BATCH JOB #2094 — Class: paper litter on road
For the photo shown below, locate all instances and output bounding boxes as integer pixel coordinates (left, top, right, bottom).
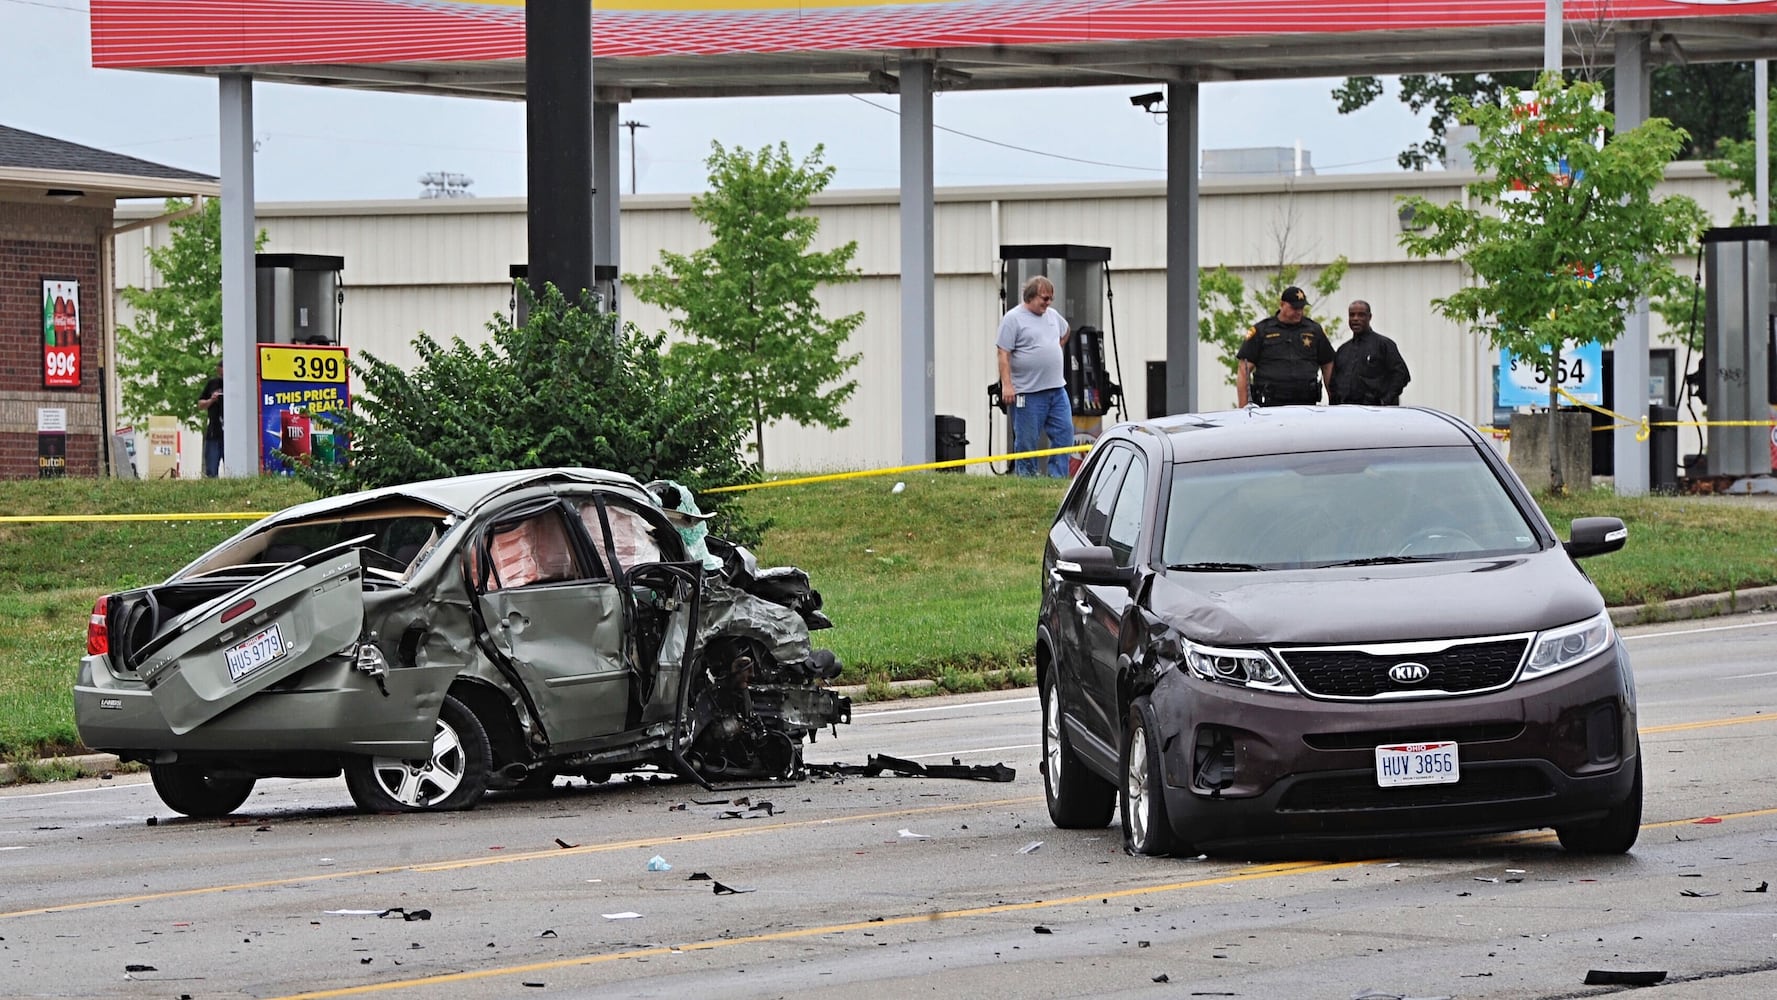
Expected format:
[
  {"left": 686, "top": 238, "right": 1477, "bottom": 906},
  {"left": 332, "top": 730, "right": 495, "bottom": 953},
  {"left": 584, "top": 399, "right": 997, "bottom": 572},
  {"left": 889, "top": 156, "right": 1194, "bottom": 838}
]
[
  {"left": 897, "top": 828, "right": 931, "bottom": 839},
  {"left": 602, "top": 912, "right": 643, "bottom": 920}
]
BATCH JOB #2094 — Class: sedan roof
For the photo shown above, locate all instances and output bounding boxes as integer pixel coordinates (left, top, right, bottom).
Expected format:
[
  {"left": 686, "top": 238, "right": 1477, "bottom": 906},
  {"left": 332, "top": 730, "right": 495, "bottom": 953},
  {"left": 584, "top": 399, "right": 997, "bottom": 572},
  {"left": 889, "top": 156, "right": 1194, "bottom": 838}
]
[
  {"left": 1138, "top": 406, "right": 1479, "bottom": 464},
  {"left": 262, "top": 468, "right": 651, "bottom": 524}
]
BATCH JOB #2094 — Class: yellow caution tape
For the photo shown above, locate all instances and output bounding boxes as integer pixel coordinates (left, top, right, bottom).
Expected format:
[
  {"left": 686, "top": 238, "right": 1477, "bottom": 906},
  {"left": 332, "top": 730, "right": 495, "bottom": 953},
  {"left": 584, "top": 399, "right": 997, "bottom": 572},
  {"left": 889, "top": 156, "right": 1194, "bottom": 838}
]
[
  {"left": 0, "top": 447, "right": 1096, "bottom": 521},
  {"left": 0, "top": 511, "right": 270, "bottom": 524},
  {"left": 705, "top": 445, "right": 1090, "bottom": 493},
  {"left": 1552, "top": 385, "right": 1777, "bottom": 443}
]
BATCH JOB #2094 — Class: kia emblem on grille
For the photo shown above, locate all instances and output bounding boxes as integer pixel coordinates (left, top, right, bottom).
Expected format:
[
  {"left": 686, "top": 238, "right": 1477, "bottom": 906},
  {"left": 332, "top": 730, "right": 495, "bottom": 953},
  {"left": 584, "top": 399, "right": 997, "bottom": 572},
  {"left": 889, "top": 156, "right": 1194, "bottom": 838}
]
[{"left": 1388, "top": 662, "right": 1431, "bottom": 684}]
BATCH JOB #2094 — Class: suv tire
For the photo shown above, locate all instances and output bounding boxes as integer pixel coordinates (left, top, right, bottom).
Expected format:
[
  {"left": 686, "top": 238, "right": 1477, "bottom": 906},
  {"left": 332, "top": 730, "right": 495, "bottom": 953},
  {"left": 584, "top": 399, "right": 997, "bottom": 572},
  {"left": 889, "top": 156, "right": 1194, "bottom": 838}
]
[
  {"left": 149, "top": 763, "right": 256, "bottom": 817},
  {"left": 1556, "top": 749, "right": 1642, "bottom": 854},
  {"left": 1042, "top": 673, "right": 1114, "bottom": 828},
  {"left": 1122, "top": 698, "right": 1181, "bottom": 856},
  {"left": 345, "top": 694, "right": 491, "bottom": 812}
]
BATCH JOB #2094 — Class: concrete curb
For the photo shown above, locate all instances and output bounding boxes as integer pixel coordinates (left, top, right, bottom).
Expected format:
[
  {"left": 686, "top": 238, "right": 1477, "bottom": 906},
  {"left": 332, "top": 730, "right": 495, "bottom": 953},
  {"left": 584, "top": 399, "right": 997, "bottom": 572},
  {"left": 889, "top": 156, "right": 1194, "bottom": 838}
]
[{"left": 8, "top": 590, "right": 1772, "bottom": 786}]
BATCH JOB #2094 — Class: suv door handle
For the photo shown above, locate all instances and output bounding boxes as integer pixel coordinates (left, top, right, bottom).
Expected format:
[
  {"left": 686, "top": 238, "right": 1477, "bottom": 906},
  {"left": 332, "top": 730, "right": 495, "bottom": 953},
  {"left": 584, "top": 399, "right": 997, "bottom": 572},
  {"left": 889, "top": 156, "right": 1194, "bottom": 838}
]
[{"left": 1074, "top": 600, "right": 1092, "bottom": 617}]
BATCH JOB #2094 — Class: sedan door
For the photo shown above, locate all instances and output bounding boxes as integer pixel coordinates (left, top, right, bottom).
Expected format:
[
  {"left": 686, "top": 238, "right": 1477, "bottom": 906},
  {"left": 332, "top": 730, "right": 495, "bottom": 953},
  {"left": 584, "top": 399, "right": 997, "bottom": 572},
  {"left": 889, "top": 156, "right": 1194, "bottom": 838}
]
[{"left": 474, "top": 501, "right": 632, "bottom": 745}]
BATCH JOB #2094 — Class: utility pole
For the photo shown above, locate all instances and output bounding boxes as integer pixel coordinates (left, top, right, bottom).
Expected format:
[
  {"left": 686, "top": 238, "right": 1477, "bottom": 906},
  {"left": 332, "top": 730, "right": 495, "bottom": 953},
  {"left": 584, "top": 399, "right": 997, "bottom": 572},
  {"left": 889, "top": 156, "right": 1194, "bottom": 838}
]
[{"left": 620, "top": 119, "right": 649, "bottom": 194}]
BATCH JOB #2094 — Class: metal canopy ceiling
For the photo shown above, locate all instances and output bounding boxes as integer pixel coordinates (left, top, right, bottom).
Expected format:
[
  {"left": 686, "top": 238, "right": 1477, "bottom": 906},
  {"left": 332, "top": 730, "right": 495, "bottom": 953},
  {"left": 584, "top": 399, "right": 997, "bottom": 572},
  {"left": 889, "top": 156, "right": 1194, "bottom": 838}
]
[{"left": 107, "top": 20, "right": 1777, "bottom": 102}]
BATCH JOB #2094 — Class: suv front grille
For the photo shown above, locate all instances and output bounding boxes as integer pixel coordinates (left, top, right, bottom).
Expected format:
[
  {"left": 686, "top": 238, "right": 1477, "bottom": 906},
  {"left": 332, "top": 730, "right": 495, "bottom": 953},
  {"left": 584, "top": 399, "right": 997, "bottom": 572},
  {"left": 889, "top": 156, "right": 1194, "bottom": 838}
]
[{"left": 1278, "top": 637, "right": 1529, "bottom": 699}]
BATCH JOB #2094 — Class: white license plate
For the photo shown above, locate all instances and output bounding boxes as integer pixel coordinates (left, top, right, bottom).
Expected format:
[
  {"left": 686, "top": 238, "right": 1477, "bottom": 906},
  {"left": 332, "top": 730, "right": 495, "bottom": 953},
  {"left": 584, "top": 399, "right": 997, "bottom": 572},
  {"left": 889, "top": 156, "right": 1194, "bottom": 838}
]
[
  {"left": 225, "top": 624, "right": 287, "bottom": 682},
  {"left": 1375, "top": 740, "right": 1460, "bottom": 787}
]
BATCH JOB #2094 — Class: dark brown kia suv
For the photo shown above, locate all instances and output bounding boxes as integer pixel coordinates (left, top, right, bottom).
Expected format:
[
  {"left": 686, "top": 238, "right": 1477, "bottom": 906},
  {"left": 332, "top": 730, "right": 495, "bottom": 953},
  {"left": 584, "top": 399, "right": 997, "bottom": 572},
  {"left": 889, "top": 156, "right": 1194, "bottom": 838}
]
[{"left": 1038, "top": 406, "right": 1640, "bottom": 856}]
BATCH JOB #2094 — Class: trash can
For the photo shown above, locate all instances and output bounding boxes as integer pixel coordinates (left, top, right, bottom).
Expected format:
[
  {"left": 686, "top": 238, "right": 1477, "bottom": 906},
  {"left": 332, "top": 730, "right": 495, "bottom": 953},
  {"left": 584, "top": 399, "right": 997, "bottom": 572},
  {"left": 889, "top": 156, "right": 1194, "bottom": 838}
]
[
  {"left": 934, "top": 415, "right": 968, "bottom": 472},
  {"left": 1649, "top": 404, "right": 1678, "bottom": 493}
]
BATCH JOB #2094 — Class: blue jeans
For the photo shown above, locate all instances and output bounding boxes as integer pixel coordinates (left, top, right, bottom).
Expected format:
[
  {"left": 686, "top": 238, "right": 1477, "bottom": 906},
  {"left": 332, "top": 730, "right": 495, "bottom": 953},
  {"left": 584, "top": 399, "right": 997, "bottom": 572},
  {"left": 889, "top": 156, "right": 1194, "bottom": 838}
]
[
  {"left": 1012, "top": 386, "right": 1074, "bottom": 477},
  {"left": 203, "top": 436, "right": 223, "bottom": 478}
]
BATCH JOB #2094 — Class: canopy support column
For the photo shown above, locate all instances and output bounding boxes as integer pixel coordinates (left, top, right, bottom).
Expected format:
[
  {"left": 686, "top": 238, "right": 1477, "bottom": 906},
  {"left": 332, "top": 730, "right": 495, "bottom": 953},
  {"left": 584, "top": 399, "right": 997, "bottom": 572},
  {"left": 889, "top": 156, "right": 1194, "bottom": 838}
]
[
  {"left": 899, "top": 59, "right": 935, "bottom": 465},
  {"left": 1613, "top": 32, "right": 1651, "bottom": 495},
  {"left": 1165, "top": 81, "right": 1200, "bottom": 415},
  {"left": 220, "top": 73, "right": 257, "bottom": 478}
]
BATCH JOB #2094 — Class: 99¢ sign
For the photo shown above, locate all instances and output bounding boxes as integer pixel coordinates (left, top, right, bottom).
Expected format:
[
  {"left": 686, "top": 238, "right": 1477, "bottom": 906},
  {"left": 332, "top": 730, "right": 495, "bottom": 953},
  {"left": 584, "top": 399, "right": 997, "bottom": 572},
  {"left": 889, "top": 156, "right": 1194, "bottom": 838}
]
[{"left": 1498, "top": 341, "right": 1602, "bottom": 407}]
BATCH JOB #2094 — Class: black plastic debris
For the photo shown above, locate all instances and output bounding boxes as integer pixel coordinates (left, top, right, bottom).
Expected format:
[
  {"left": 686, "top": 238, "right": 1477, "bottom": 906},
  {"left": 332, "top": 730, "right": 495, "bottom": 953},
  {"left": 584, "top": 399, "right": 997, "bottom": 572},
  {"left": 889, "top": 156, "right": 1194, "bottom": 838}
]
[
  {"left": 146, "top": 816, "right": 157, "bottom": 826},
  {"left": 554, "top": 838, "right": 577, "bottom": 849},
  {"left": 712, "top": 881, "right": 756, "bottom": 895},
  {"left": 1033, "top": 926, "right": 1053, "bottom": 935},
  {"left": 537, "top": 929, "right": 558, "bottom": 938},
  {"left": 687, "top": 872, "right": 712, "bottom": 881},
  {"left": 523, "top": 982, "right": 546, "bottom": 988},
  {"left": 1679, "top": 889, "right": 1720, "bottom": 897},
  {"left": 1153, "top": 974, "right": 1170, "bottom": 983},
  {"left": 807, "top": 753, "right": 1014, "bottom": 782},
  {"left": 124, "top": 964, "right": 157, "bottom": 973},
  {"left": 1746, "top": 881, "right": 1769, "bottom": 893},
  {"left": 379, "top": 907, "right": 432, "bottom": 921},
  {"left": 360, "top": 957, "right": 373, "bottom": 965},
  {"left": 1584, "top": 970, "right": 1667, "bottom": 986}
]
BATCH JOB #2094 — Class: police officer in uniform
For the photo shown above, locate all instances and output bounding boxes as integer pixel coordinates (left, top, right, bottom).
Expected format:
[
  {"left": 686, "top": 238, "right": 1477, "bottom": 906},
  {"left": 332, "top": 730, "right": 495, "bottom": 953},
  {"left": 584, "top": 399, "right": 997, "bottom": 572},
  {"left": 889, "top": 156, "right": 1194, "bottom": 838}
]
[{"left": 1236, "top": 286, "right": 1335, "bottom": 407}]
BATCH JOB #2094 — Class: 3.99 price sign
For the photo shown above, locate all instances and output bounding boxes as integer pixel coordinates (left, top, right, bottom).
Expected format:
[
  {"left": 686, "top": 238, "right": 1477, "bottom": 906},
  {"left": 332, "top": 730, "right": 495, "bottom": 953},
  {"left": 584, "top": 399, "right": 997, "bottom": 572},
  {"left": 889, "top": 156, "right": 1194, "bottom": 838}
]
[{"left": 1498, "top": 341, "right": 1602, "bottom": 407}]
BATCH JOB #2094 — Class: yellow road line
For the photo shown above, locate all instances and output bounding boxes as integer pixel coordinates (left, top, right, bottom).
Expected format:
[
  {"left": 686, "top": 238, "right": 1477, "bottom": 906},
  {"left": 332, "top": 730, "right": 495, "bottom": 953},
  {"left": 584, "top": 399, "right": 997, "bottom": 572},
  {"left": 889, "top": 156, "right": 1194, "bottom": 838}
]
[
  {"left": 0, "top": 796, "right": 1036, "bottom": 921},
  {"left": 266, "top": 858, "right": 1357, "bottom": 1000},
  {"left": 1641, "top": 715, "right": 1777, "bottom": 735}
]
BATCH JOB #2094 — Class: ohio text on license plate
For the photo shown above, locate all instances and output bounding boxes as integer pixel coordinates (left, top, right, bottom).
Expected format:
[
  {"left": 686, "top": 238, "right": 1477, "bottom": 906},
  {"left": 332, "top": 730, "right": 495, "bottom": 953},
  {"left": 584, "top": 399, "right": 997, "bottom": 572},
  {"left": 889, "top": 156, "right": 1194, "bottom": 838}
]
[
  {"left": 1374, "top": 741, "right": 1459, "bottom": 787},
  {"left": 226, "top": 624, "right": 286, "bottom": 682}
]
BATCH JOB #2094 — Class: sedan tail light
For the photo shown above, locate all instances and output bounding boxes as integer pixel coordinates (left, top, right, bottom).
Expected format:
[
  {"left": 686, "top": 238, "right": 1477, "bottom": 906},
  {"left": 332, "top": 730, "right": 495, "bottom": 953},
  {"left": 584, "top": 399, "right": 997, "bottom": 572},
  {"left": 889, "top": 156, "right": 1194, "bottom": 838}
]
[{"left": 86, "top": 596, "right": 112, "bottom": 656}]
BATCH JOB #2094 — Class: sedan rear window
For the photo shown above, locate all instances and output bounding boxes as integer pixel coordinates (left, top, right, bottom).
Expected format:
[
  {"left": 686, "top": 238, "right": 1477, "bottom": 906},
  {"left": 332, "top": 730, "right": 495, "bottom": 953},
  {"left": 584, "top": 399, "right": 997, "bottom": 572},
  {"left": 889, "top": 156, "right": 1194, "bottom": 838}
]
[{"left": 1162, "top": 446, "right": 1540, "bottom": 570}]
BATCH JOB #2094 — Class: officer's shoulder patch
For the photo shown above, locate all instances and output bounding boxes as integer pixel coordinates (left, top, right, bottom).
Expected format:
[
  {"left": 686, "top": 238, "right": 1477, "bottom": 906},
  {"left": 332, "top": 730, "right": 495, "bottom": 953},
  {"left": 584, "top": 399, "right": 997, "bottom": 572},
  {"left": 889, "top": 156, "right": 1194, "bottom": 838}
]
[{"left": 1244, "top": 325, "right": 1259, "bottom": 339}]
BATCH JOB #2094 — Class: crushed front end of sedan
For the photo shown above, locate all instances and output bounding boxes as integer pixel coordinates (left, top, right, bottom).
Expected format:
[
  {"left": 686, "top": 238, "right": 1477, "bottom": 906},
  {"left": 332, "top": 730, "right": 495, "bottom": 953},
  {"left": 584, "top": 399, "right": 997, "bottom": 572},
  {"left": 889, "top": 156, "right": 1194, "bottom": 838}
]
[{"left": 75, "top": 468, "right": 849, "bottom": 817}]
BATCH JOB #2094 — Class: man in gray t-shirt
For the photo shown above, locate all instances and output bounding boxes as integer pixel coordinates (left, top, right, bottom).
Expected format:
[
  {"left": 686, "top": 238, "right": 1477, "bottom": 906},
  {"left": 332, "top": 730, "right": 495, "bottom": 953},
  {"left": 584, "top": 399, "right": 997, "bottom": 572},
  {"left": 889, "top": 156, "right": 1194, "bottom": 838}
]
[{"left": 996, "top": 275, "right": 1073, "bottom": 477}]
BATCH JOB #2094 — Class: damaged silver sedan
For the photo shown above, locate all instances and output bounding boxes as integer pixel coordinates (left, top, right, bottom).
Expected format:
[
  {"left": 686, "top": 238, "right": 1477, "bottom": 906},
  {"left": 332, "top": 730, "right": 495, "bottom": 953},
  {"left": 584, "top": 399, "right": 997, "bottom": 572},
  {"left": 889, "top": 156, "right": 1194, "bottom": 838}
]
[{"left": 74, "top": 469, "right": 849, "bottom": 817}]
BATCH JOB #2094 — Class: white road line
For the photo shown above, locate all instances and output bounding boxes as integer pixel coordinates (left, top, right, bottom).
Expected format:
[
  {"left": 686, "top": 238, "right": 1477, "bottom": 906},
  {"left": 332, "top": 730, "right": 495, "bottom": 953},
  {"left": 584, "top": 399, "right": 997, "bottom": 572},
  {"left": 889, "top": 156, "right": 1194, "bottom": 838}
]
[
  {"left": 1624, "top": 619, "right": 1777, "bottom": 641},
  {"left": 859, "top": 697, "right": 1038, "bottom": 719},
  {"left": 901, "top": 743, "right": 1039, "bottom": 761},
  {"left": 1724, "top": 671, "right": 1777, "bottom": 680}
]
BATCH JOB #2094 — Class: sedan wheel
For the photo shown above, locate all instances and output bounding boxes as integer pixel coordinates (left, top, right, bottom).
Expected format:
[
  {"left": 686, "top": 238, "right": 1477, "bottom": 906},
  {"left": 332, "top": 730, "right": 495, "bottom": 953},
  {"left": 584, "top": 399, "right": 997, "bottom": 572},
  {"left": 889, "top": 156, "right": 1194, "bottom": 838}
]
[
  {"left": 1122, "top": 698, "right": 1180, "bottom": 856},
  {"left": 1042, "top": 674, "right": 1114, "bottom": 828},
  {"left": 345, "top": 694, "right": 490, "bottom": 812},
  {"left": 149, "top": 763, "right": 256, "bottom": 818}
]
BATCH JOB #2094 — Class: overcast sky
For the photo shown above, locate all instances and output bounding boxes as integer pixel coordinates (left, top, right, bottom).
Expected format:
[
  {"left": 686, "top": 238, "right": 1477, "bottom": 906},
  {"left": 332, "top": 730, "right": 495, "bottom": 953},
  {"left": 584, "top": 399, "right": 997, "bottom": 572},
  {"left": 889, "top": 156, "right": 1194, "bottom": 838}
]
[{"left": 3, "top": 0, "right": 1442, "bottom": 202}]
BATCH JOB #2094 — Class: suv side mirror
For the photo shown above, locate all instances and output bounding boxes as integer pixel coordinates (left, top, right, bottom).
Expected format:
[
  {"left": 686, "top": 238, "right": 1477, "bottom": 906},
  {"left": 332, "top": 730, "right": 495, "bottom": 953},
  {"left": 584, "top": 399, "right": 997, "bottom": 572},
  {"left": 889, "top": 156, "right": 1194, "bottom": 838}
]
[
  {"left": 1052, "top": 545, "right": 1135, "bottom": 588},
  {"left": 1564, "top": 517, "right": 1628, "bottom": 559}
]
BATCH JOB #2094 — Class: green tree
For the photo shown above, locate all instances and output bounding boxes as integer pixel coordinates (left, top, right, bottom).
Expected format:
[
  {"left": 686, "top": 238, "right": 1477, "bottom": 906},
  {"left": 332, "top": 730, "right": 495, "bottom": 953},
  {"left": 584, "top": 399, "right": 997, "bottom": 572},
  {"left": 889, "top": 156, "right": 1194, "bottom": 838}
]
[
  {"left": 1334, "top": 64, "right": 1754, "bottom": 170},
  {"left": 1397, "top": 74, "right": 1706, "bottom": 492},
  {"left": 297, "top": 285, "right": 756, "bottom": 529},
  {"left": 115, "top": 198, "right": 264, "bottom": 424},
  {"left": 1707, "top": 84, "right": 1777, "bottom": 224},
  {"left": 628, "top": 142, "right": 863, "bottom": 468}
]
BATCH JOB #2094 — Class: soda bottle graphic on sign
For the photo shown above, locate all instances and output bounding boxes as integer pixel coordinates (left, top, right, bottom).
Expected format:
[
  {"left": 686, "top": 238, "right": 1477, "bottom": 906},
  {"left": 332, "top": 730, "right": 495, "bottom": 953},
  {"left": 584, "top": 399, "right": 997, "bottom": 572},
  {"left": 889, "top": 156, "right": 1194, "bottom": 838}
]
[{"left": 280, "top": 410, "right": 312, "bottom": 459}]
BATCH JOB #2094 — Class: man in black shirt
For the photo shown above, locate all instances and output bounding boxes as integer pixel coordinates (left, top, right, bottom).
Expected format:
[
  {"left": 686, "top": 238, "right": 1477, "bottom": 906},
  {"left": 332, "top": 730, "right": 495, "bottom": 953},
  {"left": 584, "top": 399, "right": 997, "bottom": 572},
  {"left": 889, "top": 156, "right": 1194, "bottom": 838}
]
[
  {"left": 197, "top": 361, "right": 224, "bottom": 477},
  {"left": 1329, "top": 301, "right": 1411, "bottom": 406},
  {"left": 1236, "top": 286, "right": 1335, "bottom": 407}
]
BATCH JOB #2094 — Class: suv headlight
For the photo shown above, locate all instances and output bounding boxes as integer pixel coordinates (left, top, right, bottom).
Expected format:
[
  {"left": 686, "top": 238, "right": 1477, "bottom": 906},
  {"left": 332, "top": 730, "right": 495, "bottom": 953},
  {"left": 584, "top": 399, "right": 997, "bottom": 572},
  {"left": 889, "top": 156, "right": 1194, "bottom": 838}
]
[
  {"left": 1522, "top": 610, "right": 1614, "bottom": 680},
  {"left": 1183, "top": 638, "right": 1293, "bottom": 692}
]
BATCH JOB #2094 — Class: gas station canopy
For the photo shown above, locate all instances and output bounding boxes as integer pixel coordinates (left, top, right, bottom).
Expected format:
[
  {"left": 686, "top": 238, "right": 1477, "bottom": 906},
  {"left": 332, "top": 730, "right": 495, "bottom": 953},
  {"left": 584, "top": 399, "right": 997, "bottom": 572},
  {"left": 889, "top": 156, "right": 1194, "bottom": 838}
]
[{"left": 91, "top": 0, "right": 1777, "bottom": 100}]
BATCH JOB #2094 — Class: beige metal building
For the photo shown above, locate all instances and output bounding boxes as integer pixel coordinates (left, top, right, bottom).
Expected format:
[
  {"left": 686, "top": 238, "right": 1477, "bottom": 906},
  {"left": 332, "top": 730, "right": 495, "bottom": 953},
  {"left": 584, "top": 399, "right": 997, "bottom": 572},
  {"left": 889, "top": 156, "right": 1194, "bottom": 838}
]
[{"left": 113, "top": 164, "right": 1741, "bottom": 474}]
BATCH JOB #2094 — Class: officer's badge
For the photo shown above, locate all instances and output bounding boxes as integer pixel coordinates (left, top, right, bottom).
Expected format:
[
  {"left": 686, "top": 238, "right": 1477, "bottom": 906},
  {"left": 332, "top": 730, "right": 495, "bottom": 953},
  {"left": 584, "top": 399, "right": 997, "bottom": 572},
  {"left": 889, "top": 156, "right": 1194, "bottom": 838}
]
[{"left": 1302, "top": 334, "right": 1314, "bottom": 348}]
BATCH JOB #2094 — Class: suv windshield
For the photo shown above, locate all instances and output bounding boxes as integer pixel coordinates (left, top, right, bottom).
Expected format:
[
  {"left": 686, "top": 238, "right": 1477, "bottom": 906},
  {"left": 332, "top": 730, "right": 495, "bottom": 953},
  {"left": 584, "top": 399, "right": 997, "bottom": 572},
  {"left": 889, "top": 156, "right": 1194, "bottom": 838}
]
[{"left": 1162, "top": 445, "right": 1540, "bottom": 570}]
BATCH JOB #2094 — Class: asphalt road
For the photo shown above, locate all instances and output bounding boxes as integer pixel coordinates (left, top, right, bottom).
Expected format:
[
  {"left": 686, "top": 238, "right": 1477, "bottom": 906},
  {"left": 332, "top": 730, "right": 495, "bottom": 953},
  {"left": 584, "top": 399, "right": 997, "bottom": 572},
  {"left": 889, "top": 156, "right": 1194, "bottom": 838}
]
[{"left": 3, "top": 613, "right": 1776, "bottom": 1000}]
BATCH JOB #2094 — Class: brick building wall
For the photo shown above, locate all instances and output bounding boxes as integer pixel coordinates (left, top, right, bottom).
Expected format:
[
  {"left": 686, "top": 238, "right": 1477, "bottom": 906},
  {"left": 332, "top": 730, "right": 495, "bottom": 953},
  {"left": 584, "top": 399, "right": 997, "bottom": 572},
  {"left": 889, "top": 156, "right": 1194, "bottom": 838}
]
[{"left": 0, "top": 200, "right": 109, "bottom": 479}]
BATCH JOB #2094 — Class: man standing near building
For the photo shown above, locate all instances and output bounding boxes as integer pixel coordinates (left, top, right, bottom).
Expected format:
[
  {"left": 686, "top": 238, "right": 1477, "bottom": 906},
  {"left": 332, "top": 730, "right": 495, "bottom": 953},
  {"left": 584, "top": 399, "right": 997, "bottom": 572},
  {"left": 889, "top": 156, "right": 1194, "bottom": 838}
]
[
  {"left": 997, "top": 275, "right": 1073, "bottom": 476},
  {"left": 1236, "top": 286, "right": 1335, "bottom": 407},
  {"left": 197, "top": 360, "right": 224, "bottom": 477},
  {"left": 1330, "top": 300, "right": 1411, "bottom": 405}
]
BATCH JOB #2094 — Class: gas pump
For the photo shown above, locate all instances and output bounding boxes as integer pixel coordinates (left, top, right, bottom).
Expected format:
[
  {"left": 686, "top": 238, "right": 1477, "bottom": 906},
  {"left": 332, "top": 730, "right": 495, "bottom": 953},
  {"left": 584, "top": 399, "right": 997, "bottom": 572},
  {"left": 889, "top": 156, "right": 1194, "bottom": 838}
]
[
  {"left": 1690, "top": 226, "right": 1776, "bottom": 488},
  {"left": 988, "top": 244, "right": 1124, "bottom": 474}
]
